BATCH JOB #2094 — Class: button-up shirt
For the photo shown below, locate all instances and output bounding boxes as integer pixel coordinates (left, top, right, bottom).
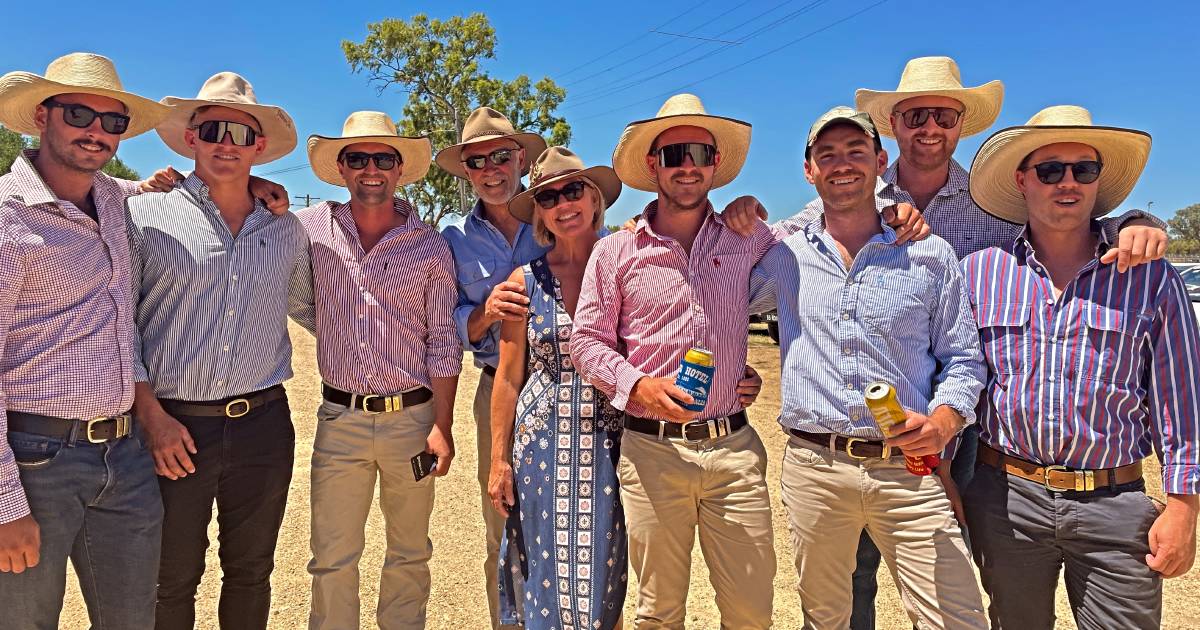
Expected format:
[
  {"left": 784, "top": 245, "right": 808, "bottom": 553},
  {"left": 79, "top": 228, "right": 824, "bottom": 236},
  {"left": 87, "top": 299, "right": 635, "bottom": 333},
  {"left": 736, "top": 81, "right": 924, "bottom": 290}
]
[
  {"left": 962, "top": 226, "right": 1200, "bottom": 494},
  {"left": 572, "top": 201, "right": 776, "bottom": 421},
  {"left": 297, "top": 198, "right": 461, "bottom": 394},
  {"left": 0, "top": 150, "right": 142, "bottom": 523},
  {"left": 127, "top": 174, "right": 313, "bottom": 401},
  {"left": 442, "top": 195, "right": 550, "bottom": 369},
  {"left": 750, "top": 208, "right": 985, "bottom": 439}
]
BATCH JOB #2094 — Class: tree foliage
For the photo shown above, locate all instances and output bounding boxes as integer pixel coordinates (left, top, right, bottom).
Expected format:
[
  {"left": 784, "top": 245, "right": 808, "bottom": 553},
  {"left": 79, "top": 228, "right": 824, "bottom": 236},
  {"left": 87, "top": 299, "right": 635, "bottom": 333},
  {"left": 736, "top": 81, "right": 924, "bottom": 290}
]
[
  {"left": 343, "top": 13, "right": 570, "bottom": 225},
  {"left": 1, "top": 124, "right": 139, "bottom": 180},
  {"left": 1167, "top": 204, "right": 1200, "bottom": 258}
]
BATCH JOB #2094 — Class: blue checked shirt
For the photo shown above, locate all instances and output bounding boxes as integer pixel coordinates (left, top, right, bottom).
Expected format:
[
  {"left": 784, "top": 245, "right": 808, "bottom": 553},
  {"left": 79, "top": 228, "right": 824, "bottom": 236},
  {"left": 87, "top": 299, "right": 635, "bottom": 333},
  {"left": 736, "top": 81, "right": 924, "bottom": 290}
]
[{"left": 749, "top": 208, "right": 985, "bottom": 440}]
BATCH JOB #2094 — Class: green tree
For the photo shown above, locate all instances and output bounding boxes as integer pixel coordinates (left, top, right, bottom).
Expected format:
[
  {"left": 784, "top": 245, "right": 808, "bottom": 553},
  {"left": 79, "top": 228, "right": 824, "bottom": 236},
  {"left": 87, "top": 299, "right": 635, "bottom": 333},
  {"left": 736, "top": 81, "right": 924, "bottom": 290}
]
[
  {"left": 1167, "top": 203, "right": 1200, "bottom": 258},
  {"left": 2, "top": 124, "right": 139, "bottom": 180},
  {"left": 101, "top": 154, "right": 140, "bottom": 180},
  {"left": 342, "top": 13, "right": 570, "bottom": 225}
]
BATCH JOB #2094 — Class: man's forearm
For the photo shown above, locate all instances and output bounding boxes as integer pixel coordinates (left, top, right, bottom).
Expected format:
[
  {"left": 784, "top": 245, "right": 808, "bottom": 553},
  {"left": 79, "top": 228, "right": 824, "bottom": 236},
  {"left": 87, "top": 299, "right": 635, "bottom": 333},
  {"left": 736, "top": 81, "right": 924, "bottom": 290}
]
[
  {"left": 465, "top": 302, "right": 496, "bottom": 345},
  {"left": 430, "top": 375, "right": 459, "bottom": 429}
]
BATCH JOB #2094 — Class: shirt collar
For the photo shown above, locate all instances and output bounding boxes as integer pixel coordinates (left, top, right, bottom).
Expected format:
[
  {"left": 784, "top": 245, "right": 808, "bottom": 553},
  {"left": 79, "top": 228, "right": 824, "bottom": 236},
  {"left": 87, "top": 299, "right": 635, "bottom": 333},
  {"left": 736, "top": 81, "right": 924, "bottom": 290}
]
[
  {"left": 800, "top": 197, "right": 898, "bottom": 245},
  {"left": 180, "top": 172, "right": 269, "bottom": 218},
  {"left": 881, "top": 158, "right": 970, "bottom": 197},
  {"left": 1014, "top": 220, "right": 1111, "bottom": 262},
  {"left": 10, "top": 149, "right": 92, "bottom": 207},
  {"left": 331, "top": 196, "right": 425, "bottom": 232},
  {"left": 635, "top": 199, "right": 719, "bottom": 240},
  {"left": 468, "top": 184, "right": 527, "bottom": 226}
]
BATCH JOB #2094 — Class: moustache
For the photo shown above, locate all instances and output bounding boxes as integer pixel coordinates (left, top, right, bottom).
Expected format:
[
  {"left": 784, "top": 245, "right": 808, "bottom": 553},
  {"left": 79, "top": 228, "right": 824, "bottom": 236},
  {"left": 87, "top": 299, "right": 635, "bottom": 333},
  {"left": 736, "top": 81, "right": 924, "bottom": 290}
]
[{"left": 74, "top": 138, "right": 114, "bottom": 153}]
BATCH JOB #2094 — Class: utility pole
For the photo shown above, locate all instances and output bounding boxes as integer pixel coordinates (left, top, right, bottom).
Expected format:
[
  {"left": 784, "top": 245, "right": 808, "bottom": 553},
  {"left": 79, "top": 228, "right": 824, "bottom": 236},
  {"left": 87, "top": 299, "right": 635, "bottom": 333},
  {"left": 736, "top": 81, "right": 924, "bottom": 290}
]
[{"left": 293, "top": 194, "right": 322, "bottom": 208}]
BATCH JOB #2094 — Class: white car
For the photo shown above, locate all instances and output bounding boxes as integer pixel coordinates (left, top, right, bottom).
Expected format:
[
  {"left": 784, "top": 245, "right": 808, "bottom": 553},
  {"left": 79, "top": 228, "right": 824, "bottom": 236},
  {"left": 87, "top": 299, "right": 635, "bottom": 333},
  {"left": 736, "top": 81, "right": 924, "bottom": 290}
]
[{"left": 1178, "top": 266, "right": 1200, "bottom": 322}]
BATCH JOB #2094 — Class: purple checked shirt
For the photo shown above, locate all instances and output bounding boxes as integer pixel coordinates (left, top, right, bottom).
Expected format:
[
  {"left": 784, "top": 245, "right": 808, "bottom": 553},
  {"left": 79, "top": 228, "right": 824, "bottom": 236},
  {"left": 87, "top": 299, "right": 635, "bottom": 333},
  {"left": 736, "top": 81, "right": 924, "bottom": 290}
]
[
  {"left": 0, "top": 150, "right": 142, "bottom": 523},
  {"left": 962, "top": 226, "right": 1200, "bottom": 494}
]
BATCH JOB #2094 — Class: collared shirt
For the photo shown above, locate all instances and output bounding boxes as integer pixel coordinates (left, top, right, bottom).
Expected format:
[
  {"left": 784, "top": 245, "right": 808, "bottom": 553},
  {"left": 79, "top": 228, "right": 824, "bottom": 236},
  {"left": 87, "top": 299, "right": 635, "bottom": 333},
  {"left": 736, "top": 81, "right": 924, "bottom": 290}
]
[
  {"left": 963, "top": 226, "right": 1200, "bottom": 494},
  {"left": 297, "top": 198, "right": 461, "bottom": 394},
  {"left": 0, "top": 149, "right": 142, "bottom": 523},
  {"left": 750, "top": 207, "right": 985, "bottom": 440},
  {"left": 572, "top": 201, "right": 776, "bottom": 421},
  {"left": 127, "top": 174, "right": 313, "bottom": 401},
  {"left": 442, "top": 194, "right": 551, "bottom": 369}
]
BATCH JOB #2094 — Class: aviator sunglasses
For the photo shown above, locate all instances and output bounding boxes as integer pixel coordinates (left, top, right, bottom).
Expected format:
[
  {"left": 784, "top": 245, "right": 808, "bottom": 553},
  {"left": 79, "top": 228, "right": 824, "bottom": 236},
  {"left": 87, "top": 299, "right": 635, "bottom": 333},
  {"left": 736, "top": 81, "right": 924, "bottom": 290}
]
[
  {"left": 462, "top": 148, "right": 514, "bottom": 171},
  {"left": 192, "top": 120, "right": 259, "bottom": 146},
  {"left": 340, "top": 151, "right": 401, "bottom": 170},
  {"left": 1022, "top": 160, "right": 1103, "bottom": 185},
  {"left": 533, "top": 180, "right": 588, "bottom": 209},
  {"left": 656, "top": 142, "right": 717, "bottom": 168},
  {"left": 44, "top": 100, "right": 130, "bottom": 135},
  {"left": 894, "top": 107, "right": 963, "bottom": 130}
]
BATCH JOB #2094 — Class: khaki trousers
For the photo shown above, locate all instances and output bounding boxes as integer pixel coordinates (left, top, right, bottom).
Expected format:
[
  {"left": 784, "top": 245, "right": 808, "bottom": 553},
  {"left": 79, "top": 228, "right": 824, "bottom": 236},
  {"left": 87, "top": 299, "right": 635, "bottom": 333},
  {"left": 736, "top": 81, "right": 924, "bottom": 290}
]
[
  {"left": 617, "top": 425, "right": 776, "bottom": 629},
  {"left": 779, "top": 435, "right": 987, "bottom": 630},
  {"left": 308, "top": 399, "right": 436, "bottom": 630},
  {"left": 473, "top": 371, "right": 519, "bottom": 630}
]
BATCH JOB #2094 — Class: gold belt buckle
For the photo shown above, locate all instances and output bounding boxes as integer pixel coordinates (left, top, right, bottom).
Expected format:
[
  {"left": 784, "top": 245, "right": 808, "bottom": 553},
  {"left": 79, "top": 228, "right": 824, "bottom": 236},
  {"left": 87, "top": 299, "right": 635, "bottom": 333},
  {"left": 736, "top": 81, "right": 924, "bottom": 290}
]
[
  {"left": 844, "top": 437, "right": 867, "bottom": 460},
  {"left": 1043, "top": 465, "right": 1095, "bottom": 492},
  {"left": 224, "top": 399, "right": 251, "bottom": 418},
  {"left": 355, "top": 394, "right": 379, "bottom": 414},
  {"left": 85, "top": 414, "right": 131, "bottom": 443}
]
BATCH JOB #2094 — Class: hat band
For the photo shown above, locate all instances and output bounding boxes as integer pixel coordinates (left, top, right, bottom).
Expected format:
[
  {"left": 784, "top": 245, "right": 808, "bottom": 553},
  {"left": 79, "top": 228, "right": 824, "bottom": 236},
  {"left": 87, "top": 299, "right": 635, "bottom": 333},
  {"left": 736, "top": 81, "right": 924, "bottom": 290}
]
[
  {"left": 531, "top": 168, "right": 581, "bottom": 187},
  {"left": 462, "top": 130, "right": 518, "bottom": 142}
]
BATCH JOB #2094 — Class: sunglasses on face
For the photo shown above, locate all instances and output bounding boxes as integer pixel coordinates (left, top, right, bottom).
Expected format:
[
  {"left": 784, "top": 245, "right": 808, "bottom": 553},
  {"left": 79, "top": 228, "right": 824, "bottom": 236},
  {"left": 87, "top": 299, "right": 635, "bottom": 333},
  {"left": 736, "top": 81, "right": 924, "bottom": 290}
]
[
  {"left": 894, "top": 107, "right": 963, "bottom": 130},
  {"left": 656, "top": 143, "right": 717, "bottom": 168},
  {"left": 44, "top": 100, "right": 130, "bottom": 135},
  {"left": 533, "top": 180, "right": 588, "bottom": 210},
  {"left": 462, "top": 148, "right": 514, "bottom": 171},
  {"left": 1023, "top": 160, "right": 1103, "bottom": 185},
  {"left": 192, "top": 120, "right": 259, "bottom": 146},
  {"left": 340, "top": 151, "right": 401, "bottom": 170}
]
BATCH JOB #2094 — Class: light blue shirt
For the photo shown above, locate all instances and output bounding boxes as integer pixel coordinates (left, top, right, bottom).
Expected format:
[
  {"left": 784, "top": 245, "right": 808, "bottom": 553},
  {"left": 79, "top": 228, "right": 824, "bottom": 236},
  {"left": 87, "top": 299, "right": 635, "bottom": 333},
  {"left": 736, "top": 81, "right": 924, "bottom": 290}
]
[{"left": 750, "top": 206, "right": 984, "bottom": 439}]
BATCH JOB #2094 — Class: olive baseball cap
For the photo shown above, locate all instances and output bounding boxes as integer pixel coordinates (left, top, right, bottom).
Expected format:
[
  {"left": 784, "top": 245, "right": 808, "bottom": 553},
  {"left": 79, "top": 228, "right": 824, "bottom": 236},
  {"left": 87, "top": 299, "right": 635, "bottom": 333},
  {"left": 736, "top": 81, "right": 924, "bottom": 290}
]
[{"left": 805, "top": 105, "right": 878, "bottom": 158}]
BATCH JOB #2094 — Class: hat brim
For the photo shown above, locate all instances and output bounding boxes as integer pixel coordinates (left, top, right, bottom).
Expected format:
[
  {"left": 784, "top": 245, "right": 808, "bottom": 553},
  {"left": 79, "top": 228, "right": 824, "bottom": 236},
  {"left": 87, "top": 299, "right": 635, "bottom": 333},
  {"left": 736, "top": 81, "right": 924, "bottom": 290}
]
[
  {"left": 854, "top": 80, "right": 1004, "bottom": 138},
  {"left": 156, "top": 97, "right": 298, "bottom": 165},
  {"left": 507, "top": 165, "right": 623, "bottom": 224},
  {"left": 434, "top": 132, "right": 548, "bottom": 179},
  {"left": 0, "top": 71, "right": 169, "bottom": 138},
  {"left": 969, "top": 125, "right": 1151, "bottom": 224},
  {"left": 611, "top": 113, "right": 751, "bottom": 192},
  {"left": 306, "top": 134, "right": 433, "bottom": 188}
]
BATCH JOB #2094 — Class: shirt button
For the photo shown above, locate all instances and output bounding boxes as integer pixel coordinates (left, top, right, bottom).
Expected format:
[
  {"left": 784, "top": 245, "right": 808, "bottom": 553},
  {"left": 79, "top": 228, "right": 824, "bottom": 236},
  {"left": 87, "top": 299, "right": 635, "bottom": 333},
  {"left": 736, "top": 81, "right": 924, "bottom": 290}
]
[
  {"left": 845, "top": 382, "right": 854, "bottom": 390},
  {"left": 227, "top": 309, "right": 234, "bottom": 317},
  {"left": 1047, "top": 413, "right": 1055, "bottom": 421},
  {"left": 231, "top": 274, "right": 238, "bottom": 282},
  {"left": 841, "top": 312, "right": 851, "bottom": 320},
  {"left": 222, "top": 345, "right": 229, "bottom": 352},
  {"left": 850, "top": 412, "right": 860, "bottom": 421},
  {"left": 842, "top": 347, "right": 852, "bottom": 356},
  {"left": 366, "top": 374, "right": 374, "bottom": 379},
  {"left": 216, "top": 380, "right": 224, "bottom": 386},
  {"left": 359, "top": 342, "right": 366, "bottom": 348},
  {"left": 358, "top": 313, "right": 365, "bottom": 319},
  {"left": 1045, "top": 299, "right": 1053, "bottom": 306}
]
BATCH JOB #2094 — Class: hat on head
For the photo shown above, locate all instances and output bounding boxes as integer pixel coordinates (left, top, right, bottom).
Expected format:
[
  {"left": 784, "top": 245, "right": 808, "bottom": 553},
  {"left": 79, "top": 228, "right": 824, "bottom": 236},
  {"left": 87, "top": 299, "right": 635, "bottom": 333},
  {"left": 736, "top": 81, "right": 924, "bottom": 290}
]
[
  {"left": 508, "top": 146, "right": 622, "bottom": 224},
  {"left": 855, "top": 56, "right": 1004, "bottom": 139},
  {"left": 0, "top": 52, "right": 169, "bottom": 137},
  {"left": 434, "top": 107, "right": 548, "bottom": 179},
  {"left": 806, "top": 105, "right": 879, "bottom": 158},
  {"left": 156, "top": 72, "right": 297, "bottom": 164},
  {"left": 611, "top": 93, "right": 751, "bottom": 192},
  {"left": 307, "top": 111, "right": 432, "bottom": 187},
  {"left": 969, "top": 105, "right": 1151, "bottom": 224}
]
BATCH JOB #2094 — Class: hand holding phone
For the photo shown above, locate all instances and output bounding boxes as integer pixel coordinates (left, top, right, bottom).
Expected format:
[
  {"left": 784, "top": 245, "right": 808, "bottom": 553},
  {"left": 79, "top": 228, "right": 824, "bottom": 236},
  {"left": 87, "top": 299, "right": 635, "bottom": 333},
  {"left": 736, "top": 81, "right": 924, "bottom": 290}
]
[{"left": 411, "top": 451, "right": 438, "bottom": 482}]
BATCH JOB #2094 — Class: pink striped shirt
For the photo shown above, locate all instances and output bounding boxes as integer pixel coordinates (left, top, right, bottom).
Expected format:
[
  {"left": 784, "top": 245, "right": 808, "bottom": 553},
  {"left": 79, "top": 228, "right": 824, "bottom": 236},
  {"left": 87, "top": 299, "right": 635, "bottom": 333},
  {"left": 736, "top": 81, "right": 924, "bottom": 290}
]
[
  {"left": 0, "top": 150, "right": 141, "bottom": 523},
  {"left": 572, "top": 201, "right": 776, "bottom": 421},
  {"left": 296, "top": 199, "right": 461, "bottom": 395}
]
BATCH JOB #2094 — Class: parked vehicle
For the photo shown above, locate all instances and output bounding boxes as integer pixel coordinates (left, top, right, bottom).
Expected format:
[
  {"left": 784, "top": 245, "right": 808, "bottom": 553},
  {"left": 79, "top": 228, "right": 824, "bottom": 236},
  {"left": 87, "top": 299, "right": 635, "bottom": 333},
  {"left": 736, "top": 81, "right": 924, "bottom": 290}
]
[{"left": 750, "top": 311, "right": 780, "bottom": 344}]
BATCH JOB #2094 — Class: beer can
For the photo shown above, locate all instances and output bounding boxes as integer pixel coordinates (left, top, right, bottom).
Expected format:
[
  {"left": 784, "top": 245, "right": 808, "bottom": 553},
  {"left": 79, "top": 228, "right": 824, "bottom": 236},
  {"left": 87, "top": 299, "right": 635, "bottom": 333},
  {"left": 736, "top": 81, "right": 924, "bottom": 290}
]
[
  {"left": 863, "top": 381, "right": 939, "bottom": 476},
  {"left": 675, "top": 347, "right": 715, "bottom": 412}
]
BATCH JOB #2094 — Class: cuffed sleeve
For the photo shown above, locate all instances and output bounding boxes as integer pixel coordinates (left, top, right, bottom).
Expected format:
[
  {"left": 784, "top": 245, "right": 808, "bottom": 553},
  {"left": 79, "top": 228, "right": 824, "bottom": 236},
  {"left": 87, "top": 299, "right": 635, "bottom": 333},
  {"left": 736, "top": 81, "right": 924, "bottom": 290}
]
[{"left": 425, "top": 236, "right": 464, "bottom": 379}]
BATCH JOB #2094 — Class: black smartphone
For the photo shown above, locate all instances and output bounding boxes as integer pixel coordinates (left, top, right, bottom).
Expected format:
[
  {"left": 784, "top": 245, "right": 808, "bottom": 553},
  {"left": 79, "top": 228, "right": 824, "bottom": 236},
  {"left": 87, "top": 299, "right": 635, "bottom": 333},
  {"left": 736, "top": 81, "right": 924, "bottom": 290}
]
[{"left": 411, "top": 451, "right": 438, "bottom": 481}]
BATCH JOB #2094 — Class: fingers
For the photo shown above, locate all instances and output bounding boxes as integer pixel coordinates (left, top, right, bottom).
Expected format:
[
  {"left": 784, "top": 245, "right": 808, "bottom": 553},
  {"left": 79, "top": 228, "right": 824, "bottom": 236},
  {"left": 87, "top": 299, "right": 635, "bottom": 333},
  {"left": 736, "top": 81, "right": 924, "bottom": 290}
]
[
  {"left": 23, "top": 541, "right": 39, "bottom": 571},
  {"left": 495, "top": 281, "right": 528, "bottom": 297},
  {"left": 622, "top": 218, "right": 638, "bottom": 232},
  {"left": 166, "top": 166, "right": 184, "bottom": 181},
  {"left": 433, "top": 453, "right": 452, "bottom": 477}
]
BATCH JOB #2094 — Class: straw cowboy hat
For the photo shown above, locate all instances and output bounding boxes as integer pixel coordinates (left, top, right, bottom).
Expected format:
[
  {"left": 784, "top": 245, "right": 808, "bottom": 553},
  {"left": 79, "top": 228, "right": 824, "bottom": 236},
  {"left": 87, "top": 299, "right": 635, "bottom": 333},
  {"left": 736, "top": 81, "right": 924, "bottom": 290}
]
[
  {"left": 307, "top": 111, "right": 432, "bottom": 187},
  {"left": 611, "top": 93, "right": 751, "bottom": 192},
  {"left": 0, "top": 52, "right": 168, "bottom": 137},
  {"left": 855, "top": 56, "right": 1004, "bottom": 139},
  {"left": 969, "top": 105, "right": 1151, "bottom": 224},
  {"left": 508, "top": 146, "right": 622, "bottom": 224},
  {"left": 434, "top": 107, "right": 547, "bottom": 179},
  {"left": 156, "top": 72, "right": 297, "bottom": 164}
]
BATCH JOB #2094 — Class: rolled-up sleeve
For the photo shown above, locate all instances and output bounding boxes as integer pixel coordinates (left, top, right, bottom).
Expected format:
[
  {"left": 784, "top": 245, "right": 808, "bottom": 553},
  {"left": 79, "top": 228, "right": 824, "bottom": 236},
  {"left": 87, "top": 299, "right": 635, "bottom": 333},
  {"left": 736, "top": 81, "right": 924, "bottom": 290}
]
[
  {"left": 1149, "top": 271, "right": 1200, "bottom": 495},
  {"left": 425, "top": 236, "right": 463, "bottom": 379},
  {"left": 287, "top": 227, "right": 316, "bottom": 335},
  {"left": 0, "top": 220, "right": 31, "bottom": 524},
  {"left": 571, "top": 239, "right": 643, "bottom": 411}
]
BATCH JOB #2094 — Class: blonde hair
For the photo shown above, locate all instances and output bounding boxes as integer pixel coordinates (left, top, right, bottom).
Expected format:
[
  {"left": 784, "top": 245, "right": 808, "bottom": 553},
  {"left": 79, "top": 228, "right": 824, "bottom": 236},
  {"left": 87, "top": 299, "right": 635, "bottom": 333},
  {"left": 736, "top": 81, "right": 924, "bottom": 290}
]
[{"left": 532, "top": 177, "right": 606, "bottom": 246}]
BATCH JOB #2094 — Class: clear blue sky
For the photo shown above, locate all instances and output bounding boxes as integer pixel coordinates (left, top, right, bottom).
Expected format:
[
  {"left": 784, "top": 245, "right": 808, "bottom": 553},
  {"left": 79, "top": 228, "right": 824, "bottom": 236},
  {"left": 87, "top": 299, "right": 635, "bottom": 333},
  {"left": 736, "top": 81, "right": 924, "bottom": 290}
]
[{"left": 7, "top": 0, "right": 1197, "bottom": 225}]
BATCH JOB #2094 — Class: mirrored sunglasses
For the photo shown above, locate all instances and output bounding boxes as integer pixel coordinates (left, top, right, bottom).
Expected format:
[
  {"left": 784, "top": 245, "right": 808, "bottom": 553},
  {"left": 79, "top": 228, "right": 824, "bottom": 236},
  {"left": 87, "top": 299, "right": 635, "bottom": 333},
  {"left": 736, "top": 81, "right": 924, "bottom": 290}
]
[
  {"left": 193, "top": 120, "right": 259, "bottom": 146},
  {"left": 656, "top": 143, "right": 716, "bottom": 168}
]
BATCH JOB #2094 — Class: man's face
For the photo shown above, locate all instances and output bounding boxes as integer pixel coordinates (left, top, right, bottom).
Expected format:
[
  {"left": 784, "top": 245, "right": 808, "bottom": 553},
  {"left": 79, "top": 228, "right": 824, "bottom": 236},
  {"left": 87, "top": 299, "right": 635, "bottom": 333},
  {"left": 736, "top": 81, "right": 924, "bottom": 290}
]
[
  {"left": 463, "top": 138, "right": 524, "bottom": 207},
  {"left": 1016, "top": 142, "right": 1101, "bottom": 232},
  {"left": 185, "top": 105, "right": 265, "bottom": 182},
  {"left": 804, "top": 124, "right": 887, "bottom": 213},
  {"left": 34, "top": 92, "right": 126, "bottom": 173},
  {"left": 645, "top": 125, "right": 720, "bottom": 212},
  {"left": 890, "top": 95, "right": 964, "bottom": 171},
  {"left": 337, "top": 141, "right": 403, "bottom": 207}
]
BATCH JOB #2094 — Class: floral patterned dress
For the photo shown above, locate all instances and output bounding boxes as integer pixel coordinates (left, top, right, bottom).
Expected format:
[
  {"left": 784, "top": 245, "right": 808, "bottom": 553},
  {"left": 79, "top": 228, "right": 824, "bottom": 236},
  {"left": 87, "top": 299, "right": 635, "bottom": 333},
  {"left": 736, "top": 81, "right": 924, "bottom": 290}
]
[{"left": 497, "top": 256, "right": 626, "bottom": 630}]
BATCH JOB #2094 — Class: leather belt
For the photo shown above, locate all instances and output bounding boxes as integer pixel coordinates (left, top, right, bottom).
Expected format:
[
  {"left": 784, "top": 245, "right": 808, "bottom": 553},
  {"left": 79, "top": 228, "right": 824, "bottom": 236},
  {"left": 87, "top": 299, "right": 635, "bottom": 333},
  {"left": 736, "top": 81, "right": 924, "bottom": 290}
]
[
  {"left": 481, "top": 365, "right": 497, "bottom": 378},
  {"left": 8, "top": 411, "right": 133, "bottom": 444},
  {"left": 623, "top": 410, "right": 748, "bottom": 443},
  {"left": 788, "top": 428, "right": 902, "bottom": 460},
  {"left": 322, "top": 383, "right": 433, "bottom": 414},
  {"left": 978, "top": 444, "right": 1143, "bottom": 493},
  {"left": 159, "top": 385, "right": 287, "bottom": 419}
]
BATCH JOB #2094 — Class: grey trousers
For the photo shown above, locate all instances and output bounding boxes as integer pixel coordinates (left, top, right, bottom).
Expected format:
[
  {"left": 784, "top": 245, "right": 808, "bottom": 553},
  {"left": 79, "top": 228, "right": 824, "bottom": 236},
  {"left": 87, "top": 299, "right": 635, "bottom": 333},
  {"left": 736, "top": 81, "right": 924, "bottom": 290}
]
[{"left": 964, "top": 461, "right": 1163, "bottom": 630}]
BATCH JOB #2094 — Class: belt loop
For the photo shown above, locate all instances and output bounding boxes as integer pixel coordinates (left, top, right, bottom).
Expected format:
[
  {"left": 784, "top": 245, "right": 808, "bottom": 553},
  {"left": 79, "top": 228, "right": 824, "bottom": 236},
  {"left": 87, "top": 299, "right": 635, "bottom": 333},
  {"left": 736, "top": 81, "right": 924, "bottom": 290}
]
[
  {"left": 828, "top": 433, "right": 836, "bottom": 453},
  {"left": 657, "top": 421, "right": 666, "bottom": 441},
  {"left": 1107, "top": 467, "right": 1117, "bottom": 491},
  {"left": 65, "top": 420, "right": 81, "bottom": 447}
]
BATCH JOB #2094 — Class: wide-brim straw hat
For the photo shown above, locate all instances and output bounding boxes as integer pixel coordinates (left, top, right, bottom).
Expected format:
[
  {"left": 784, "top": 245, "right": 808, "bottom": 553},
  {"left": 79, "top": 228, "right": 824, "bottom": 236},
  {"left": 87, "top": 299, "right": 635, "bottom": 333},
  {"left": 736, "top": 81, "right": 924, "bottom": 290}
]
[
  {"left": 434, "top": 107, "right": 547, "bottom": 179},
  {"left": 157, "top": 72, "right": 297, "bottom": 165},
  {"left": 307, "top": 111, "right": 432, "bottom": 187},
  {"left": 0, "top": 52, "right": 169, "bottom": 137},
  {"left": 969, "top": 105, "right": 1151, "bottom": 224},
  {"left": 611, "top": 93, "right": 751, "bottom": 192},
  {"left": 508, "top": 146, "right": 622, "bottom": 224},
  {"left": 855, "top": 56, "right": 1004, "bottom": 139}
]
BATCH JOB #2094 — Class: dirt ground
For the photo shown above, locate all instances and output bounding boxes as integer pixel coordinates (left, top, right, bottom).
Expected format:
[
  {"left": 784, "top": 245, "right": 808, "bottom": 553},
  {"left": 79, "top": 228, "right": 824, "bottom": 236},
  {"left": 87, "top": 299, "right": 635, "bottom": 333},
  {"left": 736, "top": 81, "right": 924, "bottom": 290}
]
[{"left": 60, "top": 323, "right": 1198, "bottom": 628}]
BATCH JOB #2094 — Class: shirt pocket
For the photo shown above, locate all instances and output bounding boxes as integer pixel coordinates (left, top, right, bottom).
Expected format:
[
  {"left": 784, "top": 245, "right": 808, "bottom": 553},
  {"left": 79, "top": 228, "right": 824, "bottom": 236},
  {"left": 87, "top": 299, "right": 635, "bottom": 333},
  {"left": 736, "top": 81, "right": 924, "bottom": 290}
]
[
  {"left": 975, "top": 302, "right": 1032, "bottom": 376},
  {"left": 456, "top": 256, "right": 499, "bottom": 291},
  {"left": 1082, "top": 304, "right": 1150, "bottom": 386},
  {"left": 861, "top": 271, "right": 930, "bottom": 341}
]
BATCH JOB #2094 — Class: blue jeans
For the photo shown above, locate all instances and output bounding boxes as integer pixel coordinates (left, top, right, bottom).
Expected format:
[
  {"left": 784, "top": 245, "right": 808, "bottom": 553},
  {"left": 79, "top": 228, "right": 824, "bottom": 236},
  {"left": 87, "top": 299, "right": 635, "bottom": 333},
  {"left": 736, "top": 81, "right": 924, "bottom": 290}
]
[{"left": 0, "top": 425, "right": 163, "bottom": 630}]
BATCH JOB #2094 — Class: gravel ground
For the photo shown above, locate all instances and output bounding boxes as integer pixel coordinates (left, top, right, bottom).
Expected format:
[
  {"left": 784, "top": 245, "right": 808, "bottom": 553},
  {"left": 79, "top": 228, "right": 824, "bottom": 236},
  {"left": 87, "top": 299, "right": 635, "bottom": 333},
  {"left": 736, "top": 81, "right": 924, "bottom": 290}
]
[{"left": 58, "top": 324, "right": 1198, "bottom": 628}]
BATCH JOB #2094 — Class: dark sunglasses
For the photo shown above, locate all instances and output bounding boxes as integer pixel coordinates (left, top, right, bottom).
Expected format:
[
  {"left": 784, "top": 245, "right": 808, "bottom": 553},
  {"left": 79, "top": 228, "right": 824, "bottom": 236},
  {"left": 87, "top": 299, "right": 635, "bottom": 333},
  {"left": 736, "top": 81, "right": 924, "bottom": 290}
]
[
  {"left": 462, "top": 148, "right": 514, "bottom": 171},
  {"left": 533, "top": 180, "right": 588, "bottom": 209},
  {"left": 44, "top": 100, "right": 130, "bottom": 135},
  {"left": 340, "top": 151, "right": 401, "bottom": 170},
  {"left": 656, "top": 143, "right": 717, "bottom": 168},
  {"left": 193, "top": 120, "right": 259, "bottom": 146},
  {"left": 1023, "top": 160, "right": 1103, "bottom": 185},
  {"left": 894, "top": 107, "right": 963, "bottom": 130}
]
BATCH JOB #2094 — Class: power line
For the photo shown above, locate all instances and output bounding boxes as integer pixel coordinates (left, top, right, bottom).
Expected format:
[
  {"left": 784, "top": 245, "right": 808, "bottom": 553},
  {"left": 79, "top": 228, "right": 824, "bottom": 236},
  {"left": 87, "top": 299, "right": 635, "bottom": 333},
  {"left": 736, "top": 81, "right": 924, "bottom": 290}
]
[
  {"left": 650, "top": 30, "right": 744, "bottom": 45},
  {"left": 292, "top": 193, "right": 322, "bottom": 207},
  {"left": 258, "top": 163, "right": 309, "bottom": 176},
  {"left": 553, "top": 0, "right": 716, "bottom": 79}
]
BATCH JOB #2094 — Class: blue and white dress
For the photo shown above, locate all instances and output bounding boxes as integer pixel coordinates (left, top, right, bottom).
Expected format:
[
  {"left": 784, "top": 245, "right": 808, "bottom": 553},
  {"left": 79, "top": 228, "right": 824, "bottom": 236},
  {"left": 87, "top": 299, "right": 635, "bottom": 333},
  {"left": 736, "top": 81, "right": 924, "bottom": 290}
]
[{"left": 498, "top": 255, "right": 627, "bottom": 630}]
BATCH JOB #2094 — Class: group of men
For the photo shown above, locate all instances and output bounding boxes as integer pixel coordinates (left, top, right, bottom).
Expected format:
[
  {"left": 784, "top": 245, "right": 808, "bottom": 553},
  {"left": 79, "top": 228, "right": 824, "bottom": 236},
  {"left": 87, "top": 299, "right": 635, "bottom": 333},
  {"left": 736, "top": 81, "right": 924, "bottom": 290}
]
[{"left": 0, "top": 49, "right": 1195, "bottom": 630}]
